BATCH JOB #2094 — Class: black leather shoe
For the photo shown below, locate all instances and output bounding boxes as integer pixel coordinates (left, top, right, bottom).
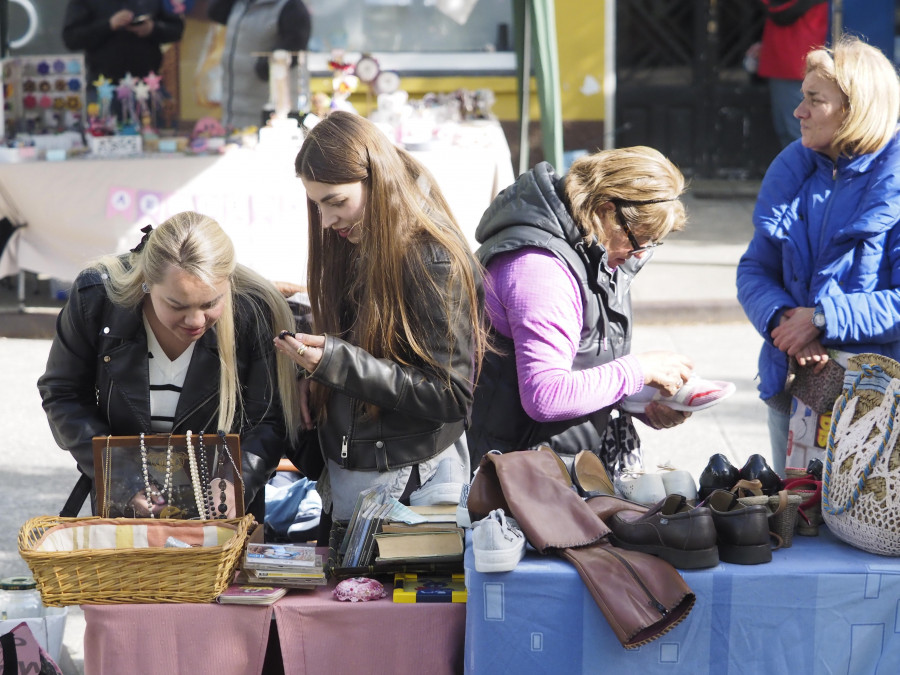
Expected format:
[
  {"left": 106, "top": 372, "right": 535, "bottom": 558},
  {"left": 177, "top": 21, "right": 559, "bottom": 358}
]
[
  {"left": 698, "top": 453, "right": 740, "bottom": 502},
  {"left": 607, "top": 494, "right": 719, "bottom": 569},
  {"left": 739, "top": 454, "right": 784, "bottom": 496},
  {"left": 706, "top": 490, "right": 772, "bottom": 564}
]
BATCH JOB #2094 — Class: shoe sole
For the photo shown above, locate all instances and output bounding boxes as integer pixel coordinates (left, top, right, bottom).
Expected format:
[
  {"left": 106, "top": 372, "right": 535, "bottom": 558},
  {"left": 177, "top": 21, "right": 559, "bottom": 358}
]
[
  {"left": 717, "top": 541, "right": 772, "bottom": 565},
  {"left": 473, "top": 543, "right": 526, "bottom": 573},
  {"left": 609, "top": 535, "right": 720, "bottom": 569},
  {"left": 620, "top": 383, "right": 736, "bottom": 414},
  {"left": 410, "top": 482, "right": 464, "bottom": 506}
]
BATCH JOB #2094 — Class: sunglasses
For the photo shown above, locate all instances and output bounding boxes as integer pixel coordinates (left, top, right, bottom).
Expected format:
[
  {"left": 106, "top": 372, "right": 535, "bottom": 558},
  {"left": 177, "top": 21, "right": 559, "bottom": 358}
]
[{"left": 609, "top": 198, "right": 669, "bottom": 255}]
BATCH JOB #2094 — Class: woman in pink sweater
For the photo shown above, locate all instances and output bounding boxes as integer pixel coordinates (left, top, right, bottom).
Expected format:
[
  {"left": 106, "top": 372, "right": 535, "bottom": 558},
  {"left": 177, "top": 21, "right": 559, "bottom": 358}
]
[{"left": 468, "top": 147, "right": 695, "bottom": 478}]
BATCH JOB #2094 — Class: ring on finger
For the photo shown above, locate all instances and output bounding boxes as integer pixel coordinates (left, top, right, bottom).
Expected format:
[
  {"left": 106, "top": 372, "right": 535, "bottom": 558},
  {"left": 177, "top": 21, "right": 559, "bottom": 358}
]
[{"left": 296, "top": 343, "right": 307, "bottom": 356}]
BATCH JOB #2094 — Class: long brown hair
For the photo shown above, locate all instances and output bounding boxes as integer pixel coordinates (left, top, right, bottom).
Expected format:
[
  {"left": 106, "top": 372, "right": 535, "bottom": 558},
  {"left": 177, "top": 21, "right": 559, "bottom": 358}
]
[{"left": 295, "top": 112, "right": 487, "bottom": 415}]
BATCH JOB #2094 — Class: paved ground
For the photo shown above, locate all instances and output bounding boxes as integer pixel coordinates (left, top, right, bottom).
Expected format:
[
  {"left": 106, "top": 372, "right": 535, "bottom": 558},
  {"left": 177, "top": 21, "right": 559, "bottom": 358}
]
[{"left": 0, "top": 184, "right": 769, "bottom": 674}]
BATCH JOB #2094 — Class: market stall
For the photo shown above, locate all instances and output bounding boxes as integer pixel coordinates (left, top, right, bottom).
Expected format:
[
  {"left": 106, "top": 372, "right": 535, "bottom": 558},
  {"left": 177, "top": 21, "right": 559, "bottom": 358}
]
[
  {"left": 464, "top": 527, "right": 900, "bottom": 673},
  {"left": 0, "top": 119, "right": 514, "bottom": 292},
  {"left": 82, "top": 575, "right": 465, "bottom": 674}
]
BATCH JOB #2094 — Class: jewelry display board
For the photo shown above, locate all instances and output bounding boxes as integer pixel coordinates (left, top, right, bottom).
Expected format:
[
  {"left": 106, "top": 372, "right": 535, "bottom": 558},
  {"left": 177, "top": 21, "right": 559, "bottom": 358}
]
[
  {"left": 92, "top": 432, "right": 244, "bottom": 520},
  {"left": 1, "top": 54, "right": 86, "bottom": 138}
]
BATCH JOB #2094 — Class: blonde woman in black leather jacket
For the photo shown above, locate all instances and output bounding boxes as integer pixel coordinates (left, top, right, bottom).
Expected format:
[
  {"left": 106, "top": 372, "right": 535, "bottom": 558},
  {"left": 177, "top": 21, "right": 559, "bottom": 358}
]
[{"left": 39, "top": 211, "right": 301, "bottom": 521}]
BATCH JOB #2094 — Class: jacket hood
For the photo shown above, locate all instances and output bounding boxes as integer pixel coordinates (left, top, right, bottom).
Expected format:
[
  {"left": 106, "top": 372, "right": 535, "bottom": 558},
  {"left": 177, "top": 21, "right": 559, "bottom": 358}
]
[{"left": 475, "top": 162, "right": 583, "bottom": 248}]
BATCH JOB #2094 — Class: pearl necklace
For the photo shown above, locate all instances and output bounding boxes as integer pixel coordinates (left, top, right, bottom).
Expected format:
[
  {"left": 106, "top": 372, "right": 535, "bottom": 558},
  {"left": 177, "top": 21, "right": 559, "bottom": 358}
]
[
  {"left": 139, "top": 432, "right": 156, "bottom": 518},
  {"left": 185, "top": 431, "right": 206, "bottom": 519}
]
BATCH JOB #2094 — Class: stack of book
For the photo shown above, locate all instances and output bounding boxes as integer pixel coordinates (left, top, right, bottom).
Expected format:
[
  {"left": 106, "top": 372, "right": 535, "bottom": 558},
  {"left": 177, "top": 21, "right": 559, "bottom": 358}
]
[
  {"left": 333, "top": 487, "right": 465, "bottom": 570},
  {"left": 241, "top": 542, "right": 327, "bottom": 588}
]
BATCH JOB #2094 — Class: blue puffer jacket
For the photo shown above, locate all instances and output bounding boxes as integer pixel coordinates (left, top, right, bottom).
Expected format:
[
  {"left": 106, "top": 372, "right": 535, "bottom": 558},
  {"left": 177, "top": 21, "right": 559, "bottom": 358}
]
[{"left": 736, "top": 130, "right": 900, "bottom": 401}]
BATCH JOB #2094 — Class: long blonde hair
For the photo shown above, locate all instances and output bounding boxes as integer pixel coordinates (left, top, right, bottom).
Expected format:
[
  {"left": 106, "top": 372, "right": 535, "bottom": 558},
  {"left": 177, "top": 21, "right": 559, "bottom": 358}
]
[
  {"left": 564, "top": 146, "right": 687, "bottom": 246},
  {"left": 295, "top": 112, "right": 487, "bottom": 416},
  {"left": 805, "top": 35, "right": 900, "bottom": 158},
  {"left": 93, "top": 211, "right": 301, "bottom": 442}
]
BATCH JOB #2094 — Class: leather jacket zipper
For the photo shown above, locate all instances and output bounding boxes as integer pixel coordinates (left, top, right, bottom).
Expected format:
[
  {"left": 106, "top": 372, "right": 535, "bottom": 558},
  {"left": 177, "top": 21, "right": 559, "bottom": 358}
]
[
  {"left": 341, "top": 400, "right": 360, "bottom": 464},
  {"left": 606, "top": 547, "right": 668, "bottom": 616},
  {"left": 175, "top": 391, "right": 218, "bottom": 432}
]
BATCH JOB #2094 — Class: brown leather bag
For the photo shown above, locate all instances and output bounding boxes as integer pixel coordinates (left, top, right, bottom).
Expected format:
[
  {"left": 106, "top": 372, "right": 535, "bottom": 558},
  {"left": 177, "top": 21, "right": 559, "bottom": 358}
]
[{"left": 467, "top": 448, "right": 695, "bottom": 649}]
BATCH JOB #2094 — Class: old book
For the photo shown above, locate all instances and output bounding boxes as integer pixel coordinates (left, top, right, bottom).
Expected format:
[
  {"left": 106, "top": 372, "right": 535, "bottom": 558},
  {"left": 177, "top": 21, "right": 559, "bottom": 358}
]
[
  {"left": 374, "top": 527, "right": 464, "bottom": 562},
  {"left": 380, "top": 520, "right": 462, "bottom": 534}
]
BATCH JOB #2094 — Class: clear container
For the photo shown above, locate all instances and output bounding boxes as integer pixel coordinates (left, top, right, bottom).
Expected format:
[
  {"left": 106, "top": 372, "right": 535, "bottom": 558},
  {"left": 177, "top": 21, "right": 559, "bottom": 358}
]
[{"left": 0, "top": 575, "right": 43, "bottom": 620}]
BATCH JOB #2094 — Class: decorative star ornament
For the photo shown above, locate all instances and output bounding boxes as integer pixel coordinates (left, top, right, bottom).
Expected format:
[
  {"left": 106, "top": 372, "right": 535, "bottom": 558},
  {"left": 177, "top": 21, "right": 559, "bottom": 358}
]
[{"left": 143, "top": 71, "right": 162, "bottom": 92}]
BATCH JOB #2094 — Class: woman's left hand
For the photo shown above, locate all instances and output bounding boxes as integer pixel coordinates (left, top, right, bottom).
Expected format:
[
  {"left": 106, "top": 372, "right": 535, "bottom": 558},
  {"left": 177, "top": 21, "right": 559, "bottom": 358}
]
[
  {"left": 273, "top": 331, "right": 325, "bottom": 375},
  {"left": 641, "top": 401, "right": 692, "bottom": 430}
]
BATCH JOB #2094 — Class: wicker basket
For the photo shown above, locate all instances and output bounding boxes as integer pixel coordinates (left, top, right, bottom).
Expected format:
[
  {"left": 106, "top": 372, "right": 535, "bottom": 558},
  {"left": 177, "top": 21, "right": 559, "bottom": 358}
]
[
  {"left": 738, "top": 491, "right": 803, "bottom": 548},
  {"left": 18, "top": 515, "right": 255, "bottom": 606}
]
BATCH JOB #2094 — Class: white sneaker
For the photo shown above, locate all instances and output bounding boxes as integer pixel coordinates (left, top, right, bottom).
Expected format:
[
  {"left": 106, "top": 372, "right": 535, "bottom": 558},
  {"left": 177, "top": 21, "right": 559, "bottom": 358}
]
[
  {"left": 456, "top": 481, "right": 472, "bottom": 528},
  {"left": 410, "top": 458, "right": 467, "bottom": 506},
  {"left": 472, "top": 508, "right": 526, "bottom": 573}
]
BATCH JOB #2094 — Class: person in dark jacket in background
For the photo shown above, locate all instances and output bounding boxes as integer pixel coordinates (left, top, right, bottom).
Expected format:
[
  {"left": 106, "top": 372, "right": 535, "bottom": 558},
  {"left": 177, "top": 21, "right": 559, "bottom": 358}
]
[
  {"left": 272, "top": 112, "right": 488, "bottom": 539},
  {"left": 62, "top": 0, "right": 185, "bottom": 88},
  {"left": 208, "top": 0, "right": 311, "bottom": 130},
  {"left": 38, "top": 211, "right": 301, "bottom": 522}
]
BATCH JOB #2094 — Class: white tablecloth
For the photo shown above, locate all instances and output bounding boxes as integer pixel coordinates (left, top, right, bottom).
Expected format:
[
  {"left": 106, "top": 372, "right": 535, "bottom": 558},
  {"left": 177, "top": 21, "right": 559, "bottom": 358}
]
[{"left": 0, "top": 120, "right": 514, "bottom": 287}]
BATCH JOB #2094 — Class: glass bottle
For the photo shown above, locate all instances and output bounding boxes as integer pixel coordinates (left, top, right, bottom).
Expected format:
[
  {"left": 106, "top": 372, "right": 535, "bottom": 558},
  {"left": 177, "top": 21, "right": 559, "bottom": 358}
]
[{"left": 0, "top": 576, "right": 43, "bottom": 620}]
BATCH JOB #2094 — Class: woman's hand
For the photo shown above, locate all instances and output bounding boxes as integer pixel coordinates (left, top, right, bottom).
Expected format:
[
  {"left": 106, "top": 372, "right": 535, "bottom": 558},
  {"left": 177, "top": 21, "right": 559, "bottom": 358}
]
[
  {"left": 771, "top": 307, "right": 820, "bottom": 356},
  {"left": 128, "top": 488, "right": 167, "bottom": 517},
  {"left": 633, "top": 350, "right": 694, "bottom": 397},
  {"left": 272, "top": 281, "right": 306, "bottom": 298},
  {"left": 109, "top": 9, "right": 134, "bottom": 30},
  {"left": 273, "top": 330, "right": 325, "bottom": 377},
  {"left": 639, "top": 402, "right": 692, "bottom": 430},
  {"left": 795, "top": 338, "right": 830, "bottom": 373}
]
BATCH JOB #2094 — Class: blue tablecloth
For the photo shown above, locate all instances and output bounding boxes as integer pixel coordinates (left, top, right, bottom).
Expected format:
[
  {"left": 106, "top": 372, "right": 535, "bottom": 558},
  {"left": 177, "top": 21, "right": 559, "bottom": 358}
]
[{"left": 464, "top": 527, "right": 900, "bottom": 674}]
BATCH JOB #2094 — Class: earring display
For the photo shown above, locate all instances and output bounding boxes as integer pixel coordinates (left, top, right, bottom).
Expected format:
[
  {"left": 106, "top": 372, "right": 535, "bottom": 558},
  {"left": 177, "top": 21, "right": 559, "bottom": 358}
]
[
  {"left": 1, "top": 54, "right": 86, "bottom": 144},
  {"left": 92, "top": 433, "right": 244, "bottom": 520}
]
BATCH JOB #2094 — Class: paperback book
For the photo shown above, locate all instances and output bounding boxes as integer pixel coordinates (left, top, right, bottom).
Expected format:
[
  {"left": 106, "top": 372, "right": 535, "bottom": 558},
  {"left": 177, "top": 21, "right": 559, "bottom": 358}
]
[
  {"left": 216, "top": 584, "right": 288, "bottom": 605},
  {"left": 244, "top": 542, "right": 318, "bottom": 569}
]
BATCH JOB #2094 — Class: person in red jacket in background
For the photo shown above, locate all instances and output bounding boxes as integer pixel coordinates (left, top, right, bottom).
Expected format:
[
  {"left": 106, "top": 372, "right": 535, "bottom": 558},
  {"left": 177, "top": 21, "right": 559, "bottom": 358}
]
[{"left": 747, "top": 0, "right": 829, "bottom": 148}]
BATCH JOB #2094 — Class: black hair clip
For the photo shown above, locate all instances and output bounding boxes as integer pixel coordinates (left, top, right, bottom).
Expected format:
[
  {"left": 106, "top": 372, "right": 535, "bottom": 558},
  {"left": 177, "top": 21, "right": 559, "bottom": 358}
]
[{"left": 130, "top": 224, "right": 154, "bottom": 254}]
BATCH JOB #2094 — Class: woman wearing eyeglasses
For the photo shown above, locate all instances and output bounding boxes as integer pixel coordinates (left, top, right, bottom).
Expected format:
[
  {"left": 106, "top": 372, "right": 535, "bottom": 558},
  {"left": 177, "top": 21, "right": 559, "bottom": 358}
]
[{"left": 467, "top": 146, "right": 695, "bottom": 477}]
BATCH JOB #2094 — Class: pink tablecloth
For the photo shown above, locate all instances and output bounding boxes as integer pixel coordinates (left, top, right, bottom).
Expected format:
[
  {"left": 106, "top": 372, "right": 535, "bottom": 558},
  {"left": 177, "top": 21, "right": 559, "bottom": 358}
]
[
  {"left": 82, "top": 603, "right": 272, "bottom": 674},
  {"left": 274, "top": 582, "right": 466, "bottom": 675},
  {"left": 82, "top": 580, "right": 465, "bottom": 674}
]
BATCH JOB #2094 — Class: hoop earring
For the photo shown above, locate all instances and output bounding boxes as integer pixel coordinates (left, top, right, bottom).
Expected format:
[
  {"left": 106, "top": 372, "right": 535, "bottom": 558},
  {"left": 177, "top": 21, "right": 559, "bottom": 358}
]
[{"left": 142, "top": 282, "right": 150, "bottom": 294}]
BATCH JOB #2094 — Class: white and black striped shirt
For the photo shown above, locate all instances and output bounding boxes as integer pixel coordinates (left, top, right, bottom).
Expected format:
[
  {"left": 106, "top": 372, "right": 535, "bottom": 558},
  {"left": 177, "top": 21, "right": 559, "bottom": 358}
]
[{"left": 144, "top": 315, "right": 196, "bottom": 433}]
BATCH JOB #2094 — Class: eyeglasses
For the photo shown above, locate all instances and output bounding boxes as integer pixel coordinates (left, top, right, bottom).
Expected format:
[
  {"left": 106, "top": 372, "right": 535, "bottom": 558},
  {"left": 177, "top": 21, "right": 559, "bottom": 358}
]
[{"left": 610, "top": 198, "right": 668, "bottom": 255}]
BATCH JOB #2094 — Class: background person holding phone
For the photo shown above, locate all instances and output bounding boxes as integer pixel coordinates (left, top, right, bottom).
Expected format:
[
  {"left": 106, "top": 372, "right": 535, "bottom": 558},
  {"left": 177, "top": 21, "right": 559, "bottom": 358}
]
[{"left": 62, "top": 1, "right": 185, "bottom": 108}]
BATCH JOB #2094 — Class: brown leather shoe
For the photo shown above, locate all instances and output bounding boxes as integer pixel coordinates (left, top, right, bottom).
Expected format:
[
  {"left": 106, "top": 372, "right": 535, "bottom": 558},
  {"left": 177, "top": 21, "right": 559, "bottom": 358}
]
[
  {"left": 705, "top": 490, "right": 772, "bottom": 564},
  {"left": 607, "top": 494, "right": 719, "bottom": 569},
  {"left": 571, "top": 450, "right": 616, "bottom": 497}
]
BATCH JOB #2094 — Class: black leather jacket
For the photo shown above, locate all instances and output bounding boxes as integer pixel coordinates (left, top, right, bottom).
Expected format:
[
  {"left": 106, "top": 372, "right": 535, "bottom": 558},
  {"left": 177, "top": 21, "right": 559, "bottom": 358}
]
[
  {"left": 310, "top": 240, "right": 480, "bottom": 472},
  {"left": 37, "top": 268, "right": 286, "bottom": 519}
]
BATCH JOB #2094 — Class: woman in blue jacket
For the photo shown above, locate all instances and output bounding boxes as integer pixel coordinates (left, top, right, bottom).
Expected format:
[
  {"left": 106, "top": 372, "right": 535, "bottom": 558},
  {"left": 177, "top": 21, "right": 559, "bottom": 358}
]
[{"left": 737, "top": 35, "right": 900, "bottom": 476}]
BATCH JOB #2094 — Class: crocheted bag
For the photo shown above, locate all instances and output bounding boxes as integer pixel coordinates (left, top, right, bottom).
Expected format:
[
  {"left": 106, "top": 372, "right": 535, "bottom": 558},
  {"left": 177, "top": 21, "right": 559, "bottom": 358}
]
[{"left": 822, "top": 353, "right": 900, "bottom": 556}]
